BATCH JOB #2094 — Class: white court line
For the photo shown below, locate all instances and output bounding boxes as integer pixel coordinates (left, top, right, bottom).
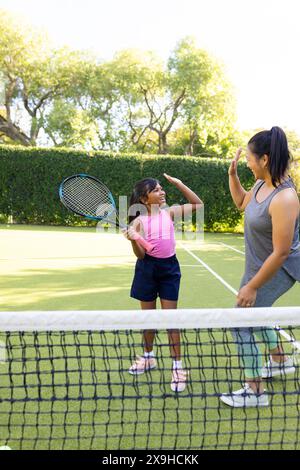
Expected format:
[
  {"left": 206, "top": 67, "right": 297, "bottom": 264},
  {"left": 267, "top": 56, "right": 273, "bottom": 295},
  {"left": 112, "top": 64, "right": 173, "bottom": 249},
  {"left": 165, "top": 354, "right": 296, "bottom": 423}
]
[
  {"left": 178, "top": 242, "right": 238, "bottom": 296},
  {"left": 179, "top": 241, "right": 300, "bottom": 352},
  {"left": 181, "top": 264, "right": 207, "bottom": 268},
  {"left": 219, "top": 242, "right": 245, "bottom": 255}
]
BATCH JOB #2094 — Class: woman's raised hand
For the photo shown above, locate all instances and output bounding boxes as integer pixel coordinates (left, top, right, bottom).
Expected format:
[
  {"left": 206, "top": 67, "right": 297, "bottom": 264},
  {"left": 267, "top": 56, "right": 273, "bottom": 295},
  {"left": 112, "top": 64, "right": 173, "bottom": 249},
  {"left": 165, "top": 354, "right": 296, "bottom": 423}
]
[{"left": 228, "top": 147, "right": 243, "bottom": 176}]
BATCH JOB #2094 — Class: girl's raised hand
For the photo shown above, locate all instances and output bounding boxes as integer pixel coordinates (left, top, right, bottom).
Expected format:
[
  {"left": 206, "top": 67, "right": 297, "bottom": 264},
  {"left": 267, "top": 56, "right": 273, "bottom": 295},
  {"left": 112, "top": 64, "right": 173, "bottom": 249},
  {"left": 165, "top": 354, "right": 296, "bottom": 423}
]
[
  {"left": 163, "top": 173, "right": 182, "bottom": 186},
  {"left": 228, "top": 147, "right": 243, "bottom": 176}
]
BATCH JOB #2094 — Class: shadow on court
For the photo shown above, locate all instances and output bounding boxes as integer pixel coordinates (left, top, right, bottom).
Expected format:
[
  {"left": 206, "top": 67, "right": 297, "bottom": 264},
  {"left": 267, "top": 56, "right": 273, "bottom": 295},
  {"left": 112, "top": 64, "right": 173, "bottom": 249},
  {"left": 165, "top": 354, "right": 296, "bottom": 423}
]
[{"left": 0, "top": 265, "right": 137, "bottom": 311}]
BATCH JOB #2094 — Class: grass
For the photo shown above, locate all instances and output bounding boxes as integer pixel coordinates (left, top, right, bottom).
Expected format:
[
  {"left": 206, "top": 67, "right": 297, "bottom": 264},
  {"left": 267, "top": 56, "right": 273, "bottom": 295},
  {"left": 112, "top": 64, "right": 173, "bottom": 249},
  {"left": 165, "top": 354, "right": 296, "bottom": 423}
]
[{"left": 0, "top": 224, "right": 300, "bottom": 450}]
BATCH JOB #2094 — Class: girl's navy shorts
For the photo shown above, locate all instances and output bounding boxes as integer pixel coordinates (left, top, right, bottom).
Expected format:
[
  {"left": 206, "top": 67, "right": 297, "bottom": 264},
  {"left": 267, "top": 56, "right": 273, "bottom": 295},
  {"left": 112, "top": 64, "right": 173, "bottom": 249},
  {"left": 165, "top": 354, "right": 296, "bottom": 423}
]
[{"left": 130, "top": 254, "right": 181, "bottom": 302}]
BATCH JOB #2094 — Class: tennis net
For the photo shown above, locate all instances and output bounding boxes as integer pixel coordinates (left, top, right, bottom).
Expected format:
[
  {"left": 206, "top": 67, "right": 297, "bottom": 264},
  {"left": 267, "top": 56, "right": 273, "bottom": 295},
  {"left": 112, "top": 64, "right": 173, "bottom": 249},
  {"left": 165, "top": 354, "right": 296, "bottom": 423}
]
[{"left": 0, "top": 307, "right": 300, "bottom": 450}]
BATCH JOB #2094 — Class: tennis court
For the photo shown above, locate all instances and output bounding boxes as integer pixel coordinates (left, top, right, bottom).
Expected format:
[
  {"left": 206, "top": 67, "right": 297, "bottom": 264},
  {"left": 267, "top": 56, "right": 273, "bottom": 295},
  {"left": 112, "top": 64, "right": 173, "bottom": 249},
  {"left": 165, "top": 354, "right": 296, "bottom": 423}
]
[
  {"left": 1, "top": 225, "right": 299, "bottom": 311},
  {"left": 0, "top": 225, "right": 300, "bottom": 450}
]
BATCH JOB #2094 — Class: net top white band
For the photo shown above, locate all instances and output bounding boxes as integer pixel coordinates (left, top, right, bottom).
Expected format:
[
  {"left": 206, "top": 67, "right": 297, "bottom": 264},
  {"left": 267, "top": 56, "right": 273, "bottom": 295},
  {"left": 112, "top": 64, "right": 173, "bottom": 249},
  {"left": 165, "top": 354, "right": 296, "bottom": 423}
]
[{"left": 0, "top": 307, "right": 299, "bottom": 331}]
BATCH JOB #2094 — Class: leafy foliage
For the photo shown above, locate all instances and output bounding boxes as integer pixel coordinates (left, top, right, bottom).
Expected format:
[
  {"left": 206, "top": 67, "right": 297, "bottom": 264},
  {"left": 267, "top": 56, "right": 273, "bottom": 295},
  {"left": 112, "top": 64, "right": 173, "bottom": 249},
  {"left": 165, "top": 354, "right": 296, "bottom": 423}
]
[{"left": 0, "top": 11, "right": 238, "bottom": 157}]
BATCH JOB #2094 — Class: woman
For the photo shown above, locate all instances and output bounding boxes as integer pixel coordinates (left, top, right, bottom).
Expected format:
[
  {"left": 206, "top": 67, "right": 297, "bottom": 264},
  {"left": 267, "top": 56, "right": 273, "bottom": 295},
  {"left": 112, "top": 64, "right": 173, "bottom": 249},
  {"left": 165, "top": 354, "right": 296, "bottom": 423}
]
[{"left": 220, "top": 126, "right": 300, "bottom": 408}]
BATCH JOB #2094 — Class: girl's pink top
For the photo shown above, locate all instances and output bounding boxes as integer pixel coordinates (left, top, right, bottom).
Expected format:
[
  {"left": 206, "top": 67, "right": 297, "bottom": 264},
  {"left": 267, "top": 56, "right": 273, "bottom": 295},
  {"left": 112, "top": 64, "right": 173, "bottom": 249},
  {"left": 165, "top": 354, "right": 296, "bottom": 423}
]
[{"left": 138, "top": 209, "right": 176, "bottom": 258}]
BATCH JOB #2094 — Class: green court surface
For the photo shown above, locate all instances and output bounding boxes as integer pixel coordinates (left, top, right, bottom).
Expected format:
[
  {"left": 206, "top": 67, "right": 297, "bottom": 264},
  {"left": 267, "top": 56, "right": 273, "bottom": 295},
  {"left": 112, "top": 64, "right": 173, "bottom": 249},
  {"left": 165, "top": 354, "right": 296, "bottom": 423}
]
[{"left": 0, "top": 225, "right": 300, "bottom": 450}]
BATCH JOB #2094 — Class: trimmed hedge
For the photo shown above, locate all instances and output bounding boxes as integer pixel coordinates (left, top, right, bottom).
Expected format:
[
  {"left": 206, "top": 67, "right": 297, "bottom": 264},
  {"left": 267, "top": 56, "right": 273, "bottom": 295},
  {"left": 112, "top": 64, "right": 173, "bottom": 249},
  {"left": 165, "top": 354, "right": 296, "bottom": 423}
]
[{"left": 0, "top": 145, "right": 254, "bottom": 229}]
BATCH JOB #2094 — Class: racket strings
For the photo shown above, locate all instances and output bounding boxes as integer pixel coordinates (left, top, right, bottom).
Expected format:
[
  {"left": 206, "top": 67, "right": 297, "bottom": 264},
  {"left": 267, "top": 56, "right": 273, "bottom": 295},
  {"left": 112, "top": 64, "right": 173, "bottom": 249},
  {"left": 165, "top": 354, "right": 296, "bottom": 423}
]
[
  {"left": 64, "top": 189, "right": 111, "bottom": 217},
  {"left": 62, "top": 178, "right": 115, "bottom": 219}
]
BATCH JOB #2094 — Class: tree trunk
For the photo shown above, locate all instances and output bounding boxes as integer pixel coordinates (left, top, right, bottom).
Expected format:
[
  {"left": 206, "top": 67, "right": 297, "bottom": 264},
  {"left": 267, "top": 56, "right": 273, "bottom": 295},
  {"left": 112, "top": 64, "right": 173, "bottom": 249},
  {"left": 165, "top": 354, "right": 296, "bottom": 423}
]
[
  {"left": 157, "top": 132, "right": 168, "bottom": 154},
  {"left": 186, "top": 128, "right": 198, "bottom": 156},
  {"left": 30, "top": 117, "right": 39, "bottom": 144},
  {"left": 0, "top": 116, "right": 31, "bottom": 146}
]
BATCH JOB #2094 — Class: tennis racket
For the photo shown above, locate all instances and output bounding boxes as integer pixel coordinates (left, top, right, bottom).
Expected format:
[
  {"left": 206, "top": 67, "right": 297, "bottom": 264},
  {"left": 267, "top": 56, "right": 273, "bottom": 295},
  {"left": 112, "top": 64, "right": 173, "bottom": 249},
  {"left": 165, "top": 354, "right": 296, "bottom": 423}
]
[{"left": 59, "top": 174, "right": 154, "bottom": 252}]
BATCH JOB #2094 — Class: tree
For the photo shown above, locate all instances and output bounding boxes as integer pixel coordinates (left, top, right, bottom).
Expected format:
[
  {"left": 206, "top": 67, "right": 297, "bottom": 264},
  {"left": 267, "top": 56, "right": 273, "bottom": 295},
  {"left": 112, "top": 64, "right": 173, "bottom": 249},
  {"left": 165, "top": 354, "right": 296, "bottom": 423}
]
[
  {"left": 0, "top": 10, "right": 91, "bottom": 146},
  {"left": 0, "top": 10, "right": 38, "bottom": 145},
  {"left": 167, "top": 37, "right": 237, "bottom": 156},
  {"left": 110, "top": 38, "right": 237, "bottom": 155},
  {"left": 42, "top": 98, "right": 99, "bottom": 149},
  {"left": 108, "top": 49, "right": 170, "bottom": 153},
  {"left": 78, "top": 60, "right": 126, "bottom": 150},
  {"left": 285, "top": 129, "right": 300, "bottom": 159},
  {"left": 0, "top": 11, "right": 239, "bottom": 156}
]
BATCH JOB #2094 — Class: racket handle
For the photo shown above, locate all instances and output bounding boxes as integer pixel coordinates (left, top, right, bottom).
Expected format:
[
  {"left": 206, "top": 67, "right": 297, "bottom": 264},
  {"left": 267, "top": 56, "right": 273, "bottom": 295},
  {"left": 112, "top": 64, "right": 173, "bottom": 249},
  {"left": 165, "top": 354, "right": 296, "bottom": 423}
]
[{"left": 135, "top": 235, "right": 154, "bottom": 253}]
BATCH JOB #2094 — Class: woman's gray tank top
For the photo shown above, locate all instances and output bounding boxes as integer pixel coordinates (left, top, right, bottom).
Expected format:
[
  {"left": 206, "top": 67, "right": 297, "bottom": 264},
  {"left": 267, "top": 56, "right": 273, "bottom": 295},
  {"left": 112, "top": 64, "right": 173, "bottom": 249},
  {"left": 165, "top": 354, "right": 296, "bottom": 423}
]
[{"left": 244, "top": 178, "right": 300, "bottom": 282}]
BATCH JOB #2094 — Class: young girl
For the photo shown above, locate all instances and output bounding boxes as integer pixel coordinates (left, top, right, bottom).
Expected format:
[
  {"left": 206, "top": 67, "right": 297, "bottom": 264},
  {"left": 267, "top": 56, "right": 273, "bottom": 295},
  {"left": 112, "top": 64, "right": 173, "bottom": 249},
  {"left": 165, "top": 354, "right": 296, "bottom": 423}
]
[
  {"left": 123, "top": 173, "right": 203, "bottom": 392},
  {"left": 221, "top": 126, "right": 300, "bottom": 408}
]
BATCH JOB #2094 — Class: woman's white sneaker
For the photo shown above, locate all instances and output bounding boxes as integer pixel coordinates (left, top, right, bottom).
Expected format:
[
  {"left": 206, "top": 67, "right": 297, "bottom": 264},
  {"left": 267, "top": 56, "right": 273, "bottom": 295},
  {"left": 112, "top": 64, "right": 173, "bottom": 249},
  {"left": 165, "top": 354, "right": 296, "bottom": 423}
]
[{"left": 220, "top": 383, "right": 269, "bottom": 408}]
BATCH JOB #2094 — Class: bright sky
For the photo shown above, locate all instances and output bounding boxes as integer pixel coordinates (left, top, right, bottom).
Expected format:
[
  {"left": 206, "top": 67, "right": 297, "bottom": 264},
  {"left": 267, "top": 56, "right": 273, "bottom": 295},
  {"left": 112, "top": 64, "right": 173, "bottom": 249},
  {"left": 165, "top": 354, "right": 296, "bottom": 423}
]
[{"left": 1, "top": 0, "right": 300, "bottom": 134}]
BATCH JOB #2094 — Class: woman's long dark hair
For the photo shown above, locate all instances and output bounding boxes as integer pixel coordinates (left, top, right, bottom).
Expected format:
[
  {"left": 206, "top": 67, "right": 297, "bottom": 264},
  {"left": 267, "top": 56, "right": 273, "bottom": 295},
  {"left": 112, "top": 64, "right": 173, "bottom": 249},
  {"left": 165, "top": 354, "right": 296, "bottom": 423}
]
[
  {"left": 128, "top": 178, "right": 159, "bottom": 223},
  {"left": 248, "top": 126, "right": 292, "bottom": 187}
]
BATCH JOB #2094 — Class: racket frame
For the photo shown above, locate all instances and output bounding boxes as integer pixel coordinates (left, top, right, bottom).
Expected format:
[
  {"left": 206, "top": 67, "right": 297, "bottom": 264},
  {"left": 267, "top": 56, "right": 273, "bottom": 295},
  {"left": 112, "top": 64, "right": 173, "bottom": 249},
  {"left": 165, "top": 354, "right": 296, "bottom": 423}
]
[
  {"left": 59, "top": 173, "right": 118, "bottom": 222},
  {"left": 59, "top": 173, "right": 153, "bottom": 252}
]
